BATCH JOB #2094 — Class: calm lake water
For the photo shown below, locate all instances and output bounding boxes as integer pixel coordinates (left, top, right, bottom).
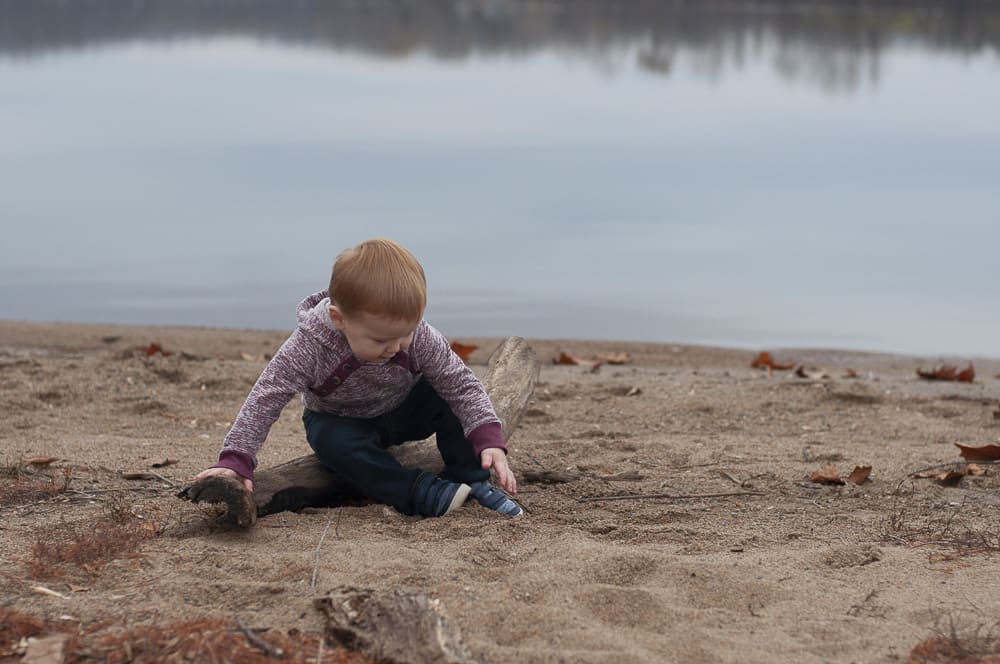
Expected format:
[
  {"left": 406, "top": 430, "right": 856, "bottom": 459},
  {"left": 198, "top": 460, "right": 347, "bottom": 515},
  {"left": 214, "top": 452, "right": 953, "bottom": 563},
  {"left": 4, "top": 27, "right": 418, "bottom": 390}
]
[{"left": 2, "top": 1, "right": 999, "bottom": 358}]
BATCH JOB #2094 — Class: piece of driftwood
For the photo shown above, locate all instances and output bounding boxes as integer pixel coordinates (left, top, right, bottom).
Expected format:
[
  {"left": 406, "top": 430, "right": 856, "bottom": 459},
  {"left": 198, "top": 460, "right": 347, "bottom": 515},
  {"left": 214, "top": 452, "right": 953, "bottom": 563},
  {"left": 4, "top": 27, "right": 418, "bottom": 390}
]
[
  {"left": 315, "top": 586, "right": 480, "bottom": 664},
  {"left": 178, "top": 336, "right": 539, "bottom": 525}
]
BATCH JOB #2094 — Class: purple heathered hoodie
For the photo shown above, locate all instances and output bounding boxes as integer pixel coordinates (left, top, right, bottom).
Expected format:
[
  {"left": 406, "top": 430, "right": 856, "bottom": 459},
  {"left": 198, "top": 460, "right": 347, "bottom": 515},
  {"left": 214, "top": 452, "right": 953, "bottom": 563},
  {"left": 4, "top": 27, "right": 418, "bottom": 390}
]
[{"left": 213, "top": 290, "right": 504, "bottom": 481}]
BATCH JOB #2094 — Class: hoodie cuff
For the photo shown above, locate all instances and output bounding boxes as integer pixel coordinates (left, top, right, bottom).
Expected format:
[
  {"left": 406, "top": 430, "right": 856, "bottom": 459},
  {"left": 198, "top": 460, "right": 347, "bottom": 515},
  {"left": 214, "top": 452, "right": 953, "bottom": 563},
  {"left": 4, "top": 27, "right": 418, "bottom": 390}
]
[
  {"left": 468, "top": 421, "right": 506, "bottom": 457},
  {"left": 212, "top": 449, "right": 256, "bottom": 482}
]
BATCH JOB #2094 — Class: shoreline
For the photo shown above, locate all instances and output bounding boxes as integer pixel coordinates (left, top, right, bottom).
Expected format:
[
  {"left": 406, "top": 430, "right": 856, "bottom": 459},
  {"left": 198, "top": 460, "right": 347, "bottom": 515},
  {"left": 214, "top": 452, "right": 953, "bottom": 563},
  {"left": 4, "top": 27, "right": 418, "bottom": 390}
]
[{"left": 3, "top": 318, "right": 999, "bottom": 374}]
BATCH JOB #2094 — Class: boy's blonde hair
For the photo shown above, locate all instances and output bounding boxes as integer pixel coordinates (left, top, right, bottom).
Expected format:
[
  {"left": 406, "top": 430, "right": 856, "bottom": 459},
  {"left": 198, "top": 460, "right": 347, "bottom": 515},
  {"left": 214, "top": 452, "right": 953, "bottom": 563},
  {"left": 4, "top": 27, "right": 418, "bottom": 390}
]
[{"left": 329, "top": 238, "right": 427, "bottom": 321}]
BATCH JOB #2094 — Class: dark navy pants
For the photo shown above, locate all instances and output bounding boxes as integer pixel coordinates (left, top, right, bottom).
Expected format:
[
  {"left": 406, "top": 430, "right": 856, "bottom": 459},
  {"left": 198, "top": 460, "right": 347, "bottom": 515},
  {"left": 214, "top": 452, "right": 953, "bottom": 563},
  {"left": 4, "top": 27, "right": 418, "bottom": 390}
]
[{"left": 302, "top": 378, "right": 489, "bottom": 515}]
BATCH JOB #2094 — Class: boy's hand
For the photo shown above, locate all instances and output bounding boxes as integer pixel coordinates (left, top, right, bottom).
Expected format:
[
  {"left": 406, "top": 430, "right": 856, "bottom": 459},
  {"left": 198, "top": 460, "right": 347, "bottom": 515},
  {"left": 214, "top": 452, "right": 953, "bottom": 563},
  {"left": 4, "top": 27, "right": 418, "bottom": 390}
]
[
  {"left": 193, "top": 467, "right": 253, "bottom": 492},
  {"left": 480, "top": 448, "right": 517, "bottom": 494}
]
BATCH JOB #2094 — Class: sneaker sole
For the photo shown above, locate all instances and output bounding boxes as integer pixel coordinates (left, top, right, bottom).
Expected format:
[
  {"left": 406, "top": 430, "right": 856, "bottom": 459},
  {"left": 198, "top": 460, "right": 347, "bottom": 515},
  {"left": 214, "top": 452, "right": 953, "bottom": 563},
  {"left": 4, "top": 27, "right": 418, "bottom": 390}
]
[{"left": 443, "top": 483, "right": 471, "bottom": 515}]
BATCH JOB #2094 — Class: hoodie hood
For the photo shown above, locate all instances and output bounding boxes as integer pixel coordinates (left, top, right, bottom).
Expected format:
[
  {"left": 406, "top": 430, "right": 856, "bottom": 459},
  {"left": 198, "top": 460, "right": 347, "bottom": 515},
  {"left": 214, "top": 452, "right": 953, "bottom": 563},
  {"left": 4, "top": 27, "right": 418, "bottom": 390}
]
[{"left": 296, "top": 289, "right": 342, "bottom": 347}]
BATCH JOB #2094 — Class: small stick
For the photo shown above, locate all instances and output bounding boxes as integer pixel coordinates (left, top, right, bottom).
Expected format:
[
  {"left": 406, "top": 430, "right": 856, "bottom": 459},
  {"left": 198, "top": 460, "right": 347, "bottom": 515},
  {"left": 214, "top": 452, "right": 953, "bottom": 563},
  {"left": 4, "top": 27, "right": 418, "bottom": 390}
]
[
  {"left": 908, "top": 459, "right": 1000, "bottom": 477},
  {"left": 717, "top": 470, "right": 742, "bottom": 485},
  {"left": 672, "top": 461, "right": 722, "bottom": 470},
  {"left": 121, "top": 471, "right": 179, "bottom": 487},
  {"left": 235, "top": 616, "right": 283, "bottom": 659},
  {"left": 311, "top": 513, "right": 335, "bottom": 588},
  {"left": 579, "top": 490, "right": 764, "bottom": 503}
]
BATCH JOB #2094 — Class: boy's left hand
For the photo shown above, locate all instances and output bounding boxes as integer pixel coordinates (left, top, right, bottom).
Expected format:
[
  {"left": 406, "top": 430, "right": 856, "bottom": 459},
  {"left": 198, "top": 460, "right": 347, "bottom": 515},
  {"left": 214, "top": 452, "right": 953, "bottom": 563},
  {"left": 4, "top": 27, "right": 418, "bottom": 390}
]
[{"left": 481, "top": 447, "right": 517, "bottom": 494}]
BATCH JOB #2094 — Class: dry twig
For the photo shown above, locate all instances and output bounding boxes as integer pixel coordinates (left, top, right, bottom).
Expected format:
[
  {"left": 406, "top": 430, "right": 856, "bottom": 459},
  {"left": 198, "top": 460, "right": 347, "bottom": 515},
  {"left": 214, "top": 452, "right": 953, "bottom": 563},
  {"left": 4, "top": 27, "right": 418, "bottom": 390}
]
[
  {"left": 235, "top": 616, "right": 284, "bottom": 659},
  {"left": 578, "top": 490, "right": 764, "bottom": 503},
  {"left": 311, "top": 513, "right": 335, "bottom": 588}
]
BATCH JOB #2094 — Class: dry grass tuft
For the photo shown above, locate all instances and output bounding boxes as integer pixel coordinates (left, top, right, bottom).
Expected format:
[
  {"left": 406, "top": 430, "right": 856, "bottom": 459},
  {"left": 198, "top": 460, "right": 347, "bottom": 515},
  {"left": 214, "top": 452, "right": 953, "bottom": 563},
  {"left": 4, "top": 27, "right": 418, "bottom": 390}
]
[
  {"left": 910, "top": 613, "right": 1000, "bottom": 663},
  {"left": 1, "top": 610, "right": 377, "bottom": 664},
  {"left": 0, "top": 608, "right": 46, "bottom": 656},
  {"left": 880, "top": 487, "right": 1000, "bottom": 559},
  {"left": 28, "top": 498, "right": 165, "bottom": 580},
  {"left": 0, "top": 466, "right": 72, "bottom": 506}
]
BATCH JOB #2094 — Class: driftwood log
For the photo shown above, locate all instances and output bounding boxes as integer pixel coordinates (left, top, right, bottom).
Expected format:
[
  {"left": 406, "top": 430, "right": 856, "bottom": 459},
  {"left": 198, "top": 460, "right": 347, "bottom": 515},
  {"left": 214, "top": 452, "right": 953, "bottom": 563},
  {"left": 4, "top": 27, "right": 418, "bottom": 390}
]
[
  {"left": 315, "top": 586, "right": 481, "bottom": 664},
  {"left": 178, "top": 336, "right": 539, "bottom": 526}
]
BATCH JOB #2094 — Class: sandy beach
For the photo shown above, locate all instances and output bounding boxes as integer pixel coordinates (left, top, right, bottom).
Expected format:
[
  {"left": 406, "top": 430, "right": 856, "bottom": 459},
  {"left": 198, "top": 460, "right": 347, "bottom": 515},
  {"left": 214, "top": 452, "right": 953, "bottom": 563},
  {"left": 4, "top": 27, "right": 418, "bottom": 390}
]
[{"left": 2, "top": 319, "right": 1000, "bottom": 663}]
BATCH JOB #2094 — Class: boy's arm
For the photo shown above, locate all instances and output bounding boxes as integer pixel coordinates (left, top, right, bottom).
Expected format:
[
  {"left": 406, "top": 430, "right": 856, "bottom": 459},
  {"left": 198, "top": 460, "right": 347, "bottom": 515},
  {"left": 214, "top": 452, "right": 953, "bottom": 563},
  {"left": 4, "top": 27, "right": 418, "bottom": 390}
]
[
  {"left": 412, "top": 322, "right": 509, "bottom": 465},
  {"left": 208, "top": 330, "right": 315, "bottom": 483}
]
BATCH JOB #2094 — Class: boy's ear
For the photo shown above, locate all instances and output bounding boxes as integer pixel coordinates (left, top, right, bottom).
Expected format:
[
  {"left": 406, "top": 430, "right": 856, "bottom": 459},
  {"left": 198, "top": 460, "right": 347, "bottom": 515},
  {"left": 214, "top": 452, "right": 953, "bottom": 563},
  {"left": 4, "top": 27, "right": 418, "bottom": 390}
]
[{"left": 328, "top": 305, "right": 347, "bottom": 330}]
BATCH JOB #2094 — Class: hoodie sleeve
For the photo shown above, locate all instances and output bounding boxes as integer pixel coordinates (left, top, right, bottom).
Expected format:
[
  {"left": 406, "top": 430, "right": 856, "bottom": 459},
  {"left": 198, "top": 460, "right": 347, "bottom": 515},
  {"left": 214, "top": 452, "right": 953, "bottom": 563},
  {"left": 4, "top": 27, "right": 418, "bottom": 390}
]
[
  {"left": 410, "top": 321, "right": 506, "bottom": 457},
  {"left": 213, "top": 328, "right": 317, "bottom": 480}
]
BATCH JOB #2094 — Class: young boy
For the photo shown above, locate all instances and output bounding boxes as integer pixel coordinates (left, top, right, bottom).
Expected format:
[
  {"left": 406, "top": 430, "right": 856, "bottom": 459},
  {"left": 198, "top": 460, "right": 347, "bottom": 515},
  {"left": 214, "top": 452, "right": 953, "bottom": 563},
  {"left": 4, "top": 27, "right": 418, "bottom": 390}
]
[{"left": 193, "top": 238, "right": 522, "bottom": 518}]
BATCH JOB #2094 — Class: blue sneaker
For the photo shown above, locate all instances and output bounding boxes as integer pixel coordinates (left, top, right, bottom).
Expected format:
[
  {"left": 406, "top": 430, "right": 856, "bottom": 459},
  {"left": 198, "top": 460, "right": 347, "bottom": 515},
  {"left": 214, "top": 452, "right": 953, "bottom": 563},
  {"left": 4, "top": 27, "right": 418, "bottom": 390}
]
[
  {"left": 469, "top": 481, "right": 523, "bottom": 518},
  {"left": 413, "top": 473, "right": 471, "bottom": 517}
]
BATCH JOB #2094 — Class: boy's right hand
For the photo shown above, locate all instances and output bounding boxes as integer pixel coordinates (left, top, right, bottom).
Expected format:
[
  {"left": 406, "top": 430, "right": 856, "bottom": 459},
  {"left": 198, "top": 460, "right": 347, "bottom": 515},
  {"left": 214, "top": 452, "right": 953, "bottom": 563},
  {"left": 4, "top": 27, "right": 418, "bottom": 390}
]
[{"left": 193, "top": 467, "right": 253, "bottom": 492}]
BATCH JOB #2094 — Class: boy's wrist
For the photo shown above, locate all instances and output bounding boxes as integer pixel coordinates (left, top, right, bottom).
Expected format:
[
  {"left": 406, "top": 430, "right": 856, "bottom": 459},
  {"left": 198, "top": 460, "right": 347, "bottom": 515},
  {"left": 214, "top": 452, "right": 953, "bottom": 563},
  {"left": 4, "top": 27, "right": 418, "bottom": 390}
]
[
  {"left": 468, "top": 422, "right": 506, "bottom": 457},
  {"left": 213, "top": 449, "right": 256, "bottom": 481}
]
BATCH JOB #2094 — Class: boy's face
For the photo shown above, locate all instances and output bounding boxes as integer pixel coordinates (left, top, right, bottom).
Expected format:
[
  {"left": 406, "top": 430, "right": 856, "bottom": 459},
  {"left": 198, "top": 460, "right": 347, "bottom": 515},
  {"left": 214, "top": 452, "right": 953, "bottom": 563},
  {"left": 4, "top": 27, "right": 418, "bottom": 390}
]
[{"left": 329, "top": 306, "right": 417, "bottom": 363}]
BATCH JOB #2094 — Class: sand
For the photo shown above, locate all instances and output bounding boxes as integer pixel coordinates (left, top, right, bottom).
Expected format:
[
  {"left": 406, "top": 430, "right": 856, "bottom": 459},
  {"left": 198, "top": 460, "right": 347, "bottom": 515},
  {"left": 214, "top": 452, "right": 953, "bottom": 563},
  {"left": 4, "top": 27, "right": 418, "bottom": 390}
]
[{"left": 2, "top": 319, "right": 1000, "bottom": 663}]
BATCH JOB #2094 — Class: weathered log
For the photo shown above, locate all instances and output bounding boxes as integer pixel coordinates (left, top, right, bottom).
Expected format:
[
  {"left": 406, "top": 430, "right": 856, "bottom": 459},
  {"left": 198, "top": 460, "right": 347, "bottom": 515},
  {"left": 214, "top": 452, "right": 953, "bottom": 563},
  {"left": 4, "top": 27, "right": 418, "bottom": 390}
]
[
  {"left": 315, "top": 586, "right": 480, "bottom": 664},
  {"left": 178, "top": 336, "right": 539, "bottom": 525}
]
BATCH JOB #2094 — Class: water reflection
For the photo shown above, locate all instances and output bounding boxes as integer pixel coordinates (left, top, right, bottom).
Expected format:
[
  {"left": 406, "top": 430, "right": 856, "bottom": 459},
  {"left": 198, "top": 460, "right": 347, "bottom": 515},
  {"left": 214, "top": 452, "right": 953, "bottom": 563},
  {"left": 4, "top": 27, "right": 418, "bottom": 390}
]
[
  {"left": 1, "top": 2, "right": 998, "bottom": 358},
  {"left": 2, "top": 1, "right": 999, "bottom": 92}
]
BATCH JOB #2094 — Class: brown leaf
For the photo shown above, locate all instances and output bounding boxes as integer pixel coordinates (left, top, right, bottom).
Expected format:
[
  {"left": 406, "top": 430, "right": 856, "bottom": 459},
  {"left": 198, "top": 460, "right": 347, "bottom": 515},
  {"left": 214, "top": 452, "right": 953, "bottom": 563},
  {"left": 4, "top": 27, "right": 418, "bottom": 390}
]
[
  {"left": 122, "top": 472, "right": 161, "bottom": 481},
  {"left": 751, "top": 352, "right": 794, "bottom": 371},
  {"left": 936, "top": 470, "right": 968, "bottom": 486},
  {"left": 449, "top": 341, "right": 478, "bottom": 363},
  {"left": 23, "top": 456, "right": 60, "bottom": 468},
  {"left": 554, "top": 350, "right": 601, "bottom": 372},
  {"left": 913, "top": 465, "right": 979, "bottom": 485},
  {"left": 141, "top": 342, "right": 172, "bottom": 357},
  {"left": 794, "top": 365, "right": 830, "bottom": 380},
  {"left": 594, "top": 352, "right": 632, "bottom": 365},
  {"left": 955, "top": 443, "right": 1000, "bottom": 462},
  {"left": 917, "top": 363, "right": 974, "bottom": 382},
  {"left": 846, "top": 465, "right": 872, "bottom": 485},
  {"left": 810, "top": 465, "right": 845, "bottom": 485},
  {"left": 239, "top": 352, "right": 267, "bottom": 362},
  {"left": 554, "top": 351, "right": 582, "bottom": 365}
]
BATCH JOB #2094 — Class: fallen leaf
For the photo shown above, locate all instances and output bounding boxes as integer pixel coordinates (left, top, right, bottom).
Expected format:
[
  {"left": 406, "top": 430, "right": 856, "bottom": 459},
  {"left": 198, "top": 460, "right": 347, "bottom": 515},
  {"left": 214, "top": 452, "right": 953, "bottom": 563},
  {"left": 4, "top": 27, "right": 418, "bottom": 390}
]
[
  {"left": 936, "top": 470, "right": 968, "bottom": 486},
  {"left": 23, "top": 456, "right": 59, "bottom": 468},
  {"left": 913, "top": 464, "right": 984, "bottom": 485},
  {"left": 151, "top": 459, "right": 179, "bottom": 468},
  {"left": 751, "top": 352, "right": 794, "bottom": 371},
  {"left": 240, "top": 352, "right": 267, "bottom": 362},
  {"left": 955, "top": 443, "right": 1000, "bottom": 462},
  {"left": 554, "top": 350, "right": 602, "bottom": 372},
  {"left": 554, "top": 351, "right": 582, "bottom": 365},
  {"left": 917, "top": 363, "right": 974, "bottom": 383},
  {"left": 810, "top": 465, "right": 845, "bottom": 485},
  {"left": 141, "top": 342, "right": 172, "bottom": 357},
  {"left": 122, "top": 472, "right": 161, "bottom": 481},
  {"left": 598, "top": 470, "right": 645, "bottom": 481},
  {"left": 449, "top": 341, "right": 478, "bottom": 362},
  {"left": 846, "top": 465, "right": 872, "bottom": 485},
  {"left": 794, "top": 366, "right": 830, "bottom": 380},
  {"left": 594, "top": 352, "right": 632, "bottom": 365}
]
